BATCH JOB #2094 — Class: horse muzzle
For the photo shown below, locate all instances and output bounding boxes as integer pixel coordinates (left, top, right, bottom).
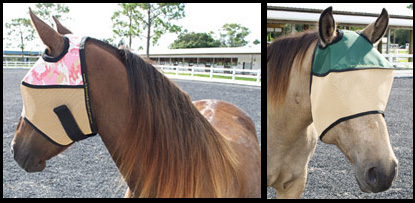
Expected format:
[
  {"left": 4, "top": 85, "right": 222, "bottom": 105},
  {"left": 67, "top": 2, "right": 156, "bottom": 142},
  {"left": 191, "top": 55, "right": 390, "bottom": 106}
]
[
  {"left": 355, "top": 160, "right": 398, "bottom": 193},
  {"left": 11, "top": 140, "right": 46, "bottom": 172}
]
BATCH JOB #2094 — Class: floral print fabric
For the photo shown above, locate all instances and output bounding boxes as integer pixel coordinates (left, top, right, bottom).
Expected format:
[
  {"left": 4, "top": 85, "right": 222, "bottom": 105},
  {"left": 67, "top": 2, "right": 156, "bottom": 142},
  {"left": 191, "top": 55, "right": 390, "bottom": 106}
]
[{"left": 23, "top": 35, "right": 84, "bottom": 86}]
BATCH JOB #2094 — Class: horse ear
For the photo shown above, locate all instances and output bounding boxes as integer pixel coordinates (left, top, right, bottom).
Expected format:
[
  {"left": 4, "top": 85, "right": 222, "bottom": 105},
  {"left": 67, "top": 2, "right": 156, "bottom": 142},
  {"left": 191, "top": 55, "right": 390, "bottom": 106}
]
[
  {"left": 52, "top": 16, "right": 73, "bottom": 35},
  {"left": 360, "top": 8, "right": 389, "bottom": 45},
  {"left": 29, "top": 8, "right": 66, "bottom": 57},
  {"left": 318, "top": 6, "right": 337, "bottom": 47}
]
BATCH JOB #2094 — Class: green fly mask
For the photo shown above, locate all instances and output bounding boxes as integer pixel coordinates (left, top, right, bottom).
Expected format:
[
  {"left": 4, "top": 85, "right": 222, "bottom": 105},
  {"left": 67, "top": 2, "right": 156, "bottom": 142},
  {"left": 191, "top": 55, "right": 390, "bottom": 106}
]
[{"left": 311, "top": 30, "right": 394, "bottom": 140}]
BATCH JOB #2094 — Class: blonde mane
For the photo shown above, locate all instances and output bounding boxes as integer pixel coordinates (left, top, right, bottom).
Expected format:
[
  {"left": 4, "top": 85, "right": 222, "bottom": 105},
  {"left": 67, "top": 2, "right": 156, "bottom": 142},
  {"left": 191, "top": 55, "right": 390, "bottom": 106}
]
[{"left": 267, "top": 31, "right": 318, "bottom": 107}]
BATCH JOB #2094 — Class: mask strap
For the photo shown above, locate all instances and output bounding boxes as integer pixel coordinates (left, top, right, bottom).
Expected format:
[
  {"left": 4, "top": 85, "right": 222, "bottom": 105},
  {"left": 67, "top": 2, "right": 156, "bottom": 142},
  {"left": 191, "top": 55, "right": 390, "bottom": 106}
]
[{"left": 53, "top": 105, "right": 88, "bottom": 142}]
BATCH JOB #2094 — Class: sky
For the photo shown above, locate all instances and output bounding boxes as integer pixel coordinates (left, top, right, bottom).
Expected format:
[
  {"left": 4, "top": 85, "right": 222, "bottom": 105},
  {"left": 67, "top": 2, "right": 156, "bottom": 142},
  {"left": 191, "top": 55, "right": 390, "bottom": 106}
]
[{"left": 3, "top": 3, "right": 261, "bottom": 54}]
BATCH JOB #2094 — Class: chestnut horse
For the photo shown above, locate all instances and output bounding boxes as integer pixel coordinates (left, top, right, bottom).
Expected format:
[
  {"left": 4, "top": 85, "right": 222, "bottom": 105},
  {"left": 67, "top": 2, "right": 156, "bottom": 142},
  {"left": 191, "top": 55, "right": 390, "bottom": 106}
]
[
  {"left": 267, "top": 7, "right": 398, "bottom": 198},
  {"left": 11, "top": 9, "right": 260, "bottom": 198}
]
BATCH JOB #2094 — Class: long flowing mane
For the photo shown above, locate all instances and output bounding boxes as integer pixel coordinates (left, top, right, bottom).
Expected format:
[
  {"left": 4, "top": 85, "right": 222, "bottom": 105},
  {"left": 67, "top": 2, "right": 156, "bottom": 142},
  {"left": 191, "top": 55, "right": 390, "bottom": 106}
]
[
  {"left": 267, "top": 31, "right": 318, "bottom": 107},
  {"left": 114, "top": 49, "right": 241, "bottom": 197}
]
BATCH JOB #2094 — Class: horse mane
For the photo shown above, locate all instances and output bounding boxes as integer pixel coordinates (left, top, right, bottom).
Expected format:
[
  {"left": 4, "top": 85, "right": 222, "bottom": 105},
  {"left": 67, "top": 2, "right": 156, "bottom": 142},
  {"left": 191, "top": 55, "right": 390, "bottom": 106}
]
[
  {"left": 267, "top": 30, "right": 318, "bottom": 107},
  {"left": 114, "top": 49, "right": 241, "bottom": 197}
]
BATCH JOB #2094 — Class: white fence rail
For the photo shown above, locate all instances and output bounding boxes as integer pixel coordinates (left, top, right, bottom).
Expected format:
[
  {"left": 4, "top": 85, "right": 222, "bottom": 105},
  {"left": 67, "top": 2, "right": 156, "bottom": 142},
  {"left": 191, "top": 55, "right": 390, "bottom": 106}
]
[
  {"left": 2, "top": 60, "right": 261, "bottom": 86},
  {"left": 383, "top": 53, "right": 413, "bottom": 69},
  {"left": 3, "top": 61, "right": 36, "bottom": 68},
  {"left": 156, "top": 65, "right": 261, "bottom": 86}
]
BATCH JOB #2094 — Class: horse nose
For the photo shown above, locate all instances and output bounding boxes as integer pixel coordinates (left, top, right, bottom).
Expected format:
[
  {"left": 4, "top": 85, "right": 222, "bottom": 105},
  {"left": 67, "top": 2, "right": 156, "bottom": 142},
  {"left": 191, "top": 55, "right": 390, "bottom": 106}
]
[
  {"left": 10, "top": 141, "right": 16, "bottom": 155},
  {"left": 10, "top": 140, "right": 18, "bottom": 158},
  {"left": 366, "top": 162, "right": 398, "bottom": 192}
]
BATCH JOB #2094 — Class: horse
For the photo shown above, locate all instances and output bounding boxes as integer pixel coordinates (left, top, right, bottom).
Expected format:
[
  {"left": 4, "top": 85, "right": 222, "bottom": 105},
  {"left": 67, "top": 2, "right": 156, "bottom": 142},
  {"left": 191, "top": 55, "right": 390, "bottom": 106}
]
[
  {"left": 11, "top": 8, "right": 261, "bottom": 198},
  {"left": 267, "top": 7, "right": 398, "bottom": 198}
]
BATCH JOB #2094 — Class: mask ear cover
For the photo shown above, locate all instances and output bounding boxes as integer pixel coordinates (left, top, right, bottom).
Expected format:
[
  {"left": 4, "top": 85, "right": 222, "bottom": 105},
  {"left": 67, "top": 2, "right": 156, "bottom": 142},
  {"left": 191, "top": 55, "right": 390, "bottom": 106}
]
[{"left": 53, "top": 105, "right": 88, "bottom": 142}]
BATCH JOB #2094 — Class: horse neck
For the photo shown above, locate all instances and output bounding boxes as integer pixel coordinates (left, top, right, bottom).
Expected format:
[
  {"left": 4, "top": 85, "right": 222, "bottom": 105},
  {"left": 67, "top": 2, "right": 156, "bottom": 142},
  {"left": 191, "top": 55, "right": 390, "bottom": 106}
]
[
  {"left": 268, "top": 40, "right": 317, "bottom": 142},
  {"left": 87, "top": 46, "right": 240, "bottom": 197}
]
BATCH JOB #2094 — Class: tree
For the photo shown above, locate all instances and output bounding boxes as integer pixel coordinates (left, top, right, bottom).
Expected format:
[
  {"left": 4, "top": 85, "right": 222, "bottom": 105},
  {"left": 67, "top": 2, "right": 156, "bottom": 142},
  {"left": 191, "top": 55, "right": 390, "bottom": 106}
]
[
  {"left": 5, "top": 18, "right": 34, "bottom": 61},
  {"left": 33, "top": 3, "right": 70, "bottom": 27},
  {"left": 112, "top": 3, "right": 185, "bottom": 57},
  {"left": 253, "top": 39, "right": 260, "bottom": 45},
  {"left": 169, "top": 32, "right": 220, "bottom": 49},
  {"left": 4, "top": 3, "right": 69, "bottom": 61},
  {"left": 112, "top": 4, "right": 141, "bottom": 50},
  {"left": 219, "top": 23, "right": 250, "bottom": 47}
]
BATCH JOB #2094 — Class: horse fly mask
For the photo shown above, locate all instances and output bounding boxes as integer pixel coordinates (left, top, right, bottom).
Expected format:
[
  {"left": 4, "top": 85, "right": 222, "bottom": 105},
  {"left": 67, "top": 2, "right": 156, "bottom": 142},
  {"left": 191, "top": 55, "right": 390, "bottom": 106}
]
[
  {"left": 21, "top": 35, "right": 97, "bottom": 146},
  {"left": 311, "top": 30, "right": 394, "bottom": 140}
]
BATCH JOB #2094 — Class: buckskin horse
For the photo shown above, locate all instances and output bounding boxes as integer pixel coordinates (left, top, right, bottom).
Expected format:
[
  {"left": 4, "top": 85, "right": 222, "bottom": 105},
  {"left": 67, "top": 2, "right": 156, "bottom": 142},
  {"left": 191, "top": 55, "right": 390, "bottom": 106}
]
[
  {"left": 11, "top": 8, "right": 260, "bottom": 198},
  {"left": 267, "top": 7, "right": 398, "bottom": 198}
]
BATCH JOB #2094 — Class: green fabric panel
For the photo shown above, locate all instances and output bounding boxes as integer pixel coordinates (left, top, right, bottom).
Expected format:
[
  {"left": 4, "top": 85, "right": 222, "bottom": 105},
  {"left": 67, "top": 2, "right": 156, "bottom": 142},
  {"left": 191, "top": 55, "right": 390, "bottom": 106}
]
[{"left": 312, "top": 30, "right": 392, "bottom": 75}]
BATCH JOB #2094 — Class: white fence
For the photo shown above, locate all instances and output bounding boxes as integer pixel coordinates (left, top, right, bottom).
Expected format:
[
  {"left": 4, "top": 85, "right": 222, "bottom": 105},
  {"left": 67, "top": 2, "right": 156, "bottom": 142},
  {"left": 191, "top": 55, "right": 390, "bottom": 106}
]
[
  {"left": 383, "top": 53, "right": 413, "bottom": 69},
  {"left": 156, "top": 65, "right": 261, "bottom": 86},
  {"left": 3, "top": 60, "right": 36, "bottom": 68},
  {"left": 2, "top": 59, "right": 261, "bottom": 86}
]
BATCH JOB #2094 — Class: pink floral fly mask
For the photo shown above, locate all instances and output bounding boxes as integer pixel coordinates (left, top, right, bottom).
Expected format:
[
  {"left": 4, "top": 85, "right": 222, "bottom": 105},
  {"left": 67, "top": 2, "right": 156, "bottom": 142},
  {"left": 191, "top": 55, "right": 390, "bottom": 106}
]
[{"left": 21, "top": 35, "right": 97, "bottom": 146}]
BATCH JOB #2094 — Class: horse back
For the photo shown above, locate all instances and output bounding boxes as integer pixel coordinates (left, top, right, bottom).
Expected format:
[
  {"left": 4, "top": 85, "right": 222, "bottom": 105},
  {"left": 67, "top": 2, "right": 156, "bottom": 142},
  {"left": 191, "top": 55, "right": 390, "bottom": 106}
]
[{"left": 193, "top": 99, "right": 261, "bottom": 197}]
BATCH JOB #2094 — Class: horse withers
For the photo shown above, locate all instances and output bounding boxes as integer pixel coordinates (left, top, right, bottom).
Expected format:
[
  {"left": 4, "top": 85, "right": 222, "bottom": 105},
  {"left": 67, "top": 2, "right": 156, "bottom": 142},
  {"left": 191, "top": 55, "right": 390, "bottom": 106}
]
[{"left": 267, "top": 7, "right": 398, "bottom": 198}]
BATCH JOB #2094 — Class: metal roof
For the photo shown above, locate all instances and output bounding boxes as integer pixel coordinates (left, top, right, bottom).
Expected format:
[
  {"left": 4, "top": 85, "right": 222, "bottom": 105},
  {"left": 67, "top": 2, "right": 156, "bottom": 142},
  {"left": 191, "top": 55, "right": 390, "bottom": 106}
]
[{"left": 267, "top": 6, "right": 413, "bottom": 29}]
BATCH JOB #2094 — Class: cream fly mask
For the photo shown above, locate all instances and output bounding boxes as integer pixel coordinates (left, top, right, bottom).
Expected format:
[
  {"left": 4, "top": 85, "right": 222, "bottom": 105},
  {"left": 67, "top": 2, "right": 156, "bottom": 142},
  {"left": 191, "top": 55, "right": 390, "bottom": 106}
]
[
  {"left": 21, "top": 34, "right": 97, "bottom": 146},
  {"left": 310, "top": 29, "right": 394, "bottom": 140}
]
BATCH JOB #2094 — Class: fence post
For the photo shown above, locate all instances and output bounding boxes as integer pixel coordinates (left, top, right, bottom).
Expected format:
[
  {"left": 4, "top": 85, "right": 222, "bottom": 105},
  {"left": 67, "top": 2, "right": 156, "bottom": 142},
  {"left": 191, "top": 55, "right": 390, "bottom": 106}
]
[
  {"left": 257, "top": 69, "right": 261, "bottom": 84},
  {"left": 232, "top": 67, "right": 236, "bottom": 81},
  {"left": 210, "top": 65, "right": 213, "bottom": 79}
]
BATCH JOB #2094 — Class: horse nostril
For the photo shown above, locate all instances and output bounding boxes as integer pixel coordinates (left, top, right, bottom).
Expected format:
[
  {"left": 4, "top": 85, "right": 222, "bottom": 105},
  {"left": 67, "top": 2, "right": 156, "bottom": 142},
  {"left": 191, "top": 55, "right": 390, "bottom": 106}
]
[
  {"left": 365, "top": 164, "right": 397, "bottom": 193},
  {"left": 367, "top": 167, "right": 377, "bottom": 185}
]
